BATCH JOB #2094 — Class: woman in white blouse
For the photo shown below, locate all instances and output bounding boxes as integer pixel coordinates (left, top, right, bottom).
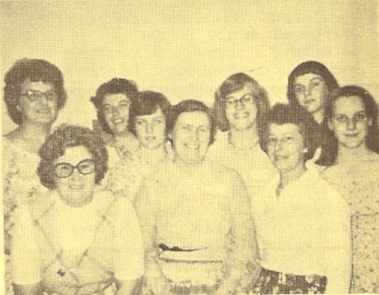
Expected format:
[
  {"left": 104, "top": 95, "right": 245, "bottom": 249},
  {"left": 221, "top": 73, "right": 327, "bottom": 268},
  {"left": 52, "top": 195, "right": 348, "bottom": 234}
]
[
  {"left": 136, "top": 100, "right": 260, "bottom": 295},
  {"left": 251, "top": 104, "right": 351, "bottom": 294},
  {"left": 11, "top": 125, "right": 144, "bottom": 295}
]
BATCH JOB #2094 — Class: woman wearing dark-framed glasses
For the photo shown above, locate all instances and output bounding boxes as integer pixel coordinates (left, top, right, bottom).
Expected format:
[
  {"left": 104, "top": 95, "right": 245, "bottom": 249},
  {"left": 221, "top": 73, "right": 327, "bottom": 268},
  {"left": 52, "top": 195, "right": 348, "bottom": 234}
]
[
  {"left": 318, "top": 86, "right": 379, "bottom": 293},
  {"left": 2, "top": 58, "right": 67, "bottom": 295},
  {"left": 11, "top": 125, "right": 144, "bottom": 295},
  {"left": 208, "top": 72, "right": 276, "bottom": 201}
]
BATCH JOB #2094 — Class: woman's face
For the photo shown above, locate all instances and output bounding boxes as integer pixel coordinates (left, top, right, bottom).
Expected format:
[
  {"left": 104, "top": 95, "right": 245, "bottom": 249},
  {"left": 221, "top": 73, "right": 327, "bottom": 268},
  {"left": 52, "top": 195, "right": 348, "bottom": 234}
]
[
  {"left": 18, "top": 78, "right": 58, "bottom": 125},
  {"left": 134, "top": 108, "right": 166, "bottom": 150},
  {"left": 267, "top": 123, "right": 306, "bottom": 174},
  {"left": 225, "top": 83, "right": 258, "bottom": 131},
  {"left": 102, "top": 93, "right": 131, "bottom": 135},
  {"left": 328, "top": 95, "right": 371, "bottom": 149},
  {"left": 293, "top": 73, "right": 328, "bottom": 115},
  {"left": 173, "top": 111, "right": 211, "bottom": 165},
  {"left": 53, "top": 146, "right": 96, "bottom": 207}
]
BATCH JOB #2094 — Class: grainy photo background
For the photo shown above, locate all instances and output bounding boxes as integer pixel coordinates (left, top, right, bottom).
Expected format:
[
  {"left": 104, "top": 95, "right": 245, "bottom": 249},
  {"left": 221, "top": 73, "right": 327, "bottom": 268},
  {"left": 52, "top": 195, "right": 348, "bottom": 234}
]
[{"left": 1, "top": 0, "right": 378, "bottom": 292}]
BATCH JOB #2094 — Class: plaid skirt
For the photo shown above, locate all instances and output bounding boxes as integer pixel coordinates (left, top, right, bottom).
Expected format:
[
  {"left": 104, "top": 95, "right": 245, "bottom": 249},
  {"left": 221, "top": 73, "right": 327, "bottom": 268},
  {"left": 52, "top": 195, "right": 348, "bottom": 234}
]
[{"left": 250, "top": 268, "right": 327, "bottom": 294}]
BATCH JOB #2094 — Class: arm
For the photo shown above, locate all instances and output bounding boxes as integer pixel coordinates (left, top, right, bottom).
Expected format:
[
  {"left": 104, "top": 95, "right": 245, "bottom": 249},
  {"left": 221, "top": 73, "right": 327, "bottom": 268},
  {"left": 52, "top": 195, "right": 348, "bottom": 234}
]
[
  {"left": 324, "top": 192, "right": 352, "bottom": 294},
  {"left": 135, "top": 180, "right": 171, "bottom": 295},
  {"left": 12, "top": 282, "right": 43, "bottom": 295},
  {"left": 215, "top": 170, "right": 261, "bottom": 295}
]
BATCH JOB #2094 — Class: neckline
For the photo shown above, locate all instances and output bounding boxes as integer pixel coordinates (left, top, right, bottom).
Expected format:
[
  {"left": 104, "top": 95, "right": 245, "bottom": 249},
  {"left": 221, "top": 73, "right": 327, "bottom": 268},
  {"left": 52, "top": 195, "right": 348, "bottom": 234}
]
[{"left": 227, "top": 132, "right": 259, "bottom": 151}]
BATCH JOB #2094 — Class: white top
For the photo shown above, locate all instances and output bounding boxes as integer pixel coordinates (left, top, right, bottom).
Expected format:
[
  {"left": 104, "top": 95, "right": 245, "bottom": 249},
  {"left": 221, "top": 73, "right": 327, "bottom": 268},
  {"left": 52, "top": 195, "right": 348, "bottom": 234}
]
[
  {"left": 11, "top": 190, "right": 144, "bottom": 286},
  {"left": 206, "top": 131, "right": 277, "bottom": 200},
  {"left": 252, "top": 168, "right": 352, "bottom": 294}
]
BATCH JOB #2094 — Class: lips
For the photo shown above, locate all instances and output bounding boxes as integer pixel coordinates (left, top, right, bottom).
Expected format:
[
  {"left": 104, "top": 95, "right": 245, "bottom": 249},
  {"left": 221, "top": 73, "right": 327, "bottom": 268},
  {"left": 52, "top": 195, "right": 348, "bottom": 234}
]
[
  {"left": 344, "top": 133, "right": 359, "bottom": 138},
  {"left": 184, "top": 144, "right": 200, "bottom": 150},
  {"left": 112, "top": 118, "right": 124, "bottom": 124},
  {"left": 145, "top": 136, "right": 156, "bottom": 141},
  {"left": 234, "top": 112, "right": 249, "bottom": 119},
  {"left": 69, "top": 184, "right": 84, "bottom": 190},
  {"left": 36, "top": 109, "right": 50, "bottom": 114}
]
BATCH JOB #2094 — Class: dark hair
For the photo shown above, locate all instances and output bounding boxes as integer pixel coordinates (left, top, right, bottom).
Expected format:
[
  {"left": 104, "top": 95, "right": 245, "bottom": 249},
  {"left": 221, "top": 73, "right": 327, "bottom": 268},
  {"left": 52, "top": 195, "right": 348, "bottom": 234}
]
[
  {"left": 213, "top": 72, "right": 270, "bottom": 133},
  {"left": 168, "top": 99, "right": 216, "bottom": 145},
  {"left": 129, "top": 91, "right": 172, "bottom": 136},
  {"left": 90, "top": 78, "right": 138, "bottom": 134},
  {"left": 260, "top": 103, "right": 321, "bottom": 161},
  {"left": 38, "top": 124, "right": 108, "bottom": 190},
  {"left": 4, "top": 58, "right": 67, "bottom": 124},
  {"left": 317, "top": 85, "right": 379, "bottom": 165},
  {"left": 287, "top": 61, "right": 339, "bottom": 109}
]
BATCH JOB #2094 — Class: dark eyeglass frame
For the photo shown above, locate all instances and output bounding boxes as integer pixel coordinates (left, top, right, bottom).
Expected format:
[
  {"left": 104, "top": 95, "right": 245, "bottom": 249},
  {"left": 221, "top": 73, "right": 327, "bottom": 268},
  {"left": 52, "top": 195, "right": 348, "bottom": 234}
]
[
  {"left": 223, "top": 93, "right": 257, "bottom": 109},
  {"left": 53, "top": 159, "right": 96, "bottom": 178},
  {"left": 20, "top": 89, "right": 58, "bottom": 102}
]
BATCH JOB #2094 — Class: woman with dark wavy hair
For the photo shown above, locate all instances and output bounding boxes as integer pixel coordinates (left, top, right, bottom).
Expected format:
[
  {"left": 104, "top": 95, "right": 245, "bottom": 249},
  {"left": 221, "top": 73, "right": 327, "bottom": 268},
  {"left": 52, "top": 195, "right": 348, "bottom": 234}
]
[
  {"left": 2, "top": 58, "right": 67, "bottom": 295},
  {"left": 318, "top": 85, "right": 379, "bottom": 293},
  {"left": 208, "top": 72, "right": 276, "bottom": 200},
  {"left": 251, "top": 104, "right": 351, "bottom": 294},
  {"left": 90, "top": 78, "right": 140, "bottom": 166},
  {"left": 11, "top": 125, "right": 144, "bottom": 295}
]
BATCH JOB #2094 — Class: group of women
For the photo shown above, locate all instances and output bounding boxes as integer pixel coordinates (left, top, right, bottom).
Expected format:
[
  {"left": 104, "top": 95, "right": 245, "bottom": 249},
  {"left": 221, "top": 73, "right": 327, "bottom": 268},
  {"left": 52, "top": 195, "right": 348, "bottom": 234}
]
[{"left": 2, "top": 58, "right": 379, "bottom": 295}]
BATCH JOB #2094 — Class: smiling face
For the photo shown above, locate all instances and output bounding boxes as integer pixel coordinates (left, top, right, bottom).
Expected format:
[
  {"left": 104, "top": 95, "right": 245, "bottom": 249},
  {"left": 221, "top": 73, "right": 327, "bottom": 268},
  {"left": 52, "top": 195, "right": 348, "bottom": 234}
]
[
  {"left": 54, "top": 146, "right": 96, "bottom": 207},
  {"left": 173, "top": 111, "right": 211, "bottom": 165},
  {"left": 329, "top": 95, "right": 371, "bottom": 150},
  {"left": 134, "top": 108, "right": 166, "bottom": 150},
  {"left": 294, "top": 73, "right": 328, "bottom": 115},
  {"left": 102, "top": 94, "right": 131, "bottom": 135},
  {"left": 18, "top": 78, "right": 58, "bottom": 125},
  {"left": 267, "top": 123, "right": 306, "bottom": 174},
  {"left": 225, "top": 83, "right": 258, "bottom": 131}
]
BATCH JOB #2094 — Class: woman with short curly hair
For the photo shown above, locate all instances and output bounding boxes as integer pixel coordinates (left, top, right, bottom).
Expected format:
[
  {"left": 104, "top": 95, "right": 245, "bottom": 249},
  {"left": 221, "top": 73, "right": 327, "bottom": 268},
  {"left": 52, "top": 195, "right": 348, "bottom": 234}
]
[
  {"left": 11, "top": 125, "right": 144, "bottom": 295},
  {"left": 2, "top": 58, "right": 67, "bottom": 295}
]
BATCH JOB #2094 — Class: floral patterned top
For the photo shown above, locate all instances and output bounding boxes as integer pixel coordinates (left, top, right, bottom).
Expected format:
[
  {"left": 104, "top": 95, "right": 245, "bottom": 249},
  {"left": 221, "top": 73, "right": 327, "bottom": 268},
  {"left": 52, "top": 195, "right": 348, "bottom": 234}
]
[
  {"left": 104, "top": 142, "right": 174, "bottom": 204},
  {"left": 320, "top": 155, "right": 379, "bottom": 293}
]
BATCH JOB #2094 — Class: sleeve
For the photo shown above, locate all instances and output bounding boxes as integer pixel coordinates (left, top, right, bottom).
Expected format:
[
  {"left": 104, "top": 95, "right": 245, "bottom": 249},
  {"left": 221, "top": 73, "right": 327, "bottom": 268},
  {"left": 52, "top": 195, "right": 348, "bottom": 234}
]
[
  {"left": 11, "top": 203, "right": 41, "bottom": 285},
  {"left": 324, "top": 188, "right": 352, "bottom": 294},
  {"left": 219, "top": 170, "right": 261, "bottom": 293},
  {"left": 112, "top": 198, "right": 144, "bottom": 281}
]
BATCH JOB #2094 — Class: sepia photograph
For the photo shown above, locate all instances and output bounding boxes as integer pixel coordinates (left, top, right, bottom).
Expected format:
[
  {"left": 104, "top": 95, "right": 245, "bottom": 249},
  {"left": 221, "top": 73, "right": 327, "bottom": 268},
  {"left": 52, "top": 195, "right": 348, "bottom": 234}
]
[{"left": 1, "top": 1, "right": 378, "bottom": 294}]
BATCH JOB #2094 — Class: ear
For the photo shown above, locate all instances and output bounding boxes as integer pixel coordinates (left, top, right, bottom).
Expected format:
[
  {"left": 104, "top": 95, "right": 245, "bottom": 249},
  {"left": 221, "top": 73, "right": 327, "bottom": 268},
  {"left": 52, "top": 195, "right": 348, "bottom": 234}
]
[
  {"left": 368, "top": 117, "right": 373, "bottom": 126},
  {"left": 16, "top": 104, "right": 22, "bottom": 112},
  {"left": 303, "top": 148, "right": 308, "bottom": 154}
]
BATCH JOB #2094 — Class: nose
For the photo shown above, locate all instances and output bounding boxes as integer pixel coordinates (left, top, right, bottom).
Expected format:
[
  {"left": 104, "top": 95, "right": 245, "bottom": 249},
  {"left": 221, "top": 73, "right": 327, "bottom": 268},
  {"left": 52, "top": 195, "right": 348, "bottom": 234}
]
[
  {"left": 111, "top": 106, "right": 120, "bottom": 115},
  {"left": 235, "top": 99, "right": 244, "bottom": 110},
  {"left": 274, "top": 140, "right": 283, "bottom": 151},
  {"left": 146, "top": 122, "right": 153, "bottom": 134},
  {"left": 346, "top": 118, "right": 356, "bottom": 131},
  {"left": 39, "top": 95, "right": 49, "bottom": 106},
  {"left": 303, "top": 88, "right": 311, "bottom": 96},
  {"left": 70, "top": 168, "right": 82, "bottom": 180}
]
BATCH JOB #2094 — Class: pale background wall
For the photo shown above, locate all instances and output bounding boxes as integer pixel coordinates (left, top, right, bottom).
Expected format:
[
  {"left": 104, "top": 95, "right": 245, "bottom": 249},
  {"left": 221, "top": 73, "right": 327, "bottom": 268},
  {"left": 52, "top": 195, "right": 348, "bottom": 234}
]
[{"left": 1, "top": 0, "right": 378, "bottom": 134}]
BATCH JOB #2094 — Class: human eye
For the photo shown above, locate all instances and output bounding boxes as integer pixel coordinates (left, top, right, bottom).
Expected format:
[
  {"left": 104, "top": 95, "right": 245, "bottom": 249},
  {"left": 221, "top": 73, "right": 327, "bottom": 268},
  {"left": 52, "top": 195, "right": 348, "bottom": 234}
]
[
  {"left": 333, "top": 115, "right": 347, "bottom": 123},
  {"left": 198, "top": 126, "right": 210, "bottom": 133},
  {"left": 134, "top": 119, "right": 144, "bottom": 126},
  {"left": 267, "top": 136, "right": 277, "bottom": 145},
  {"left": 181, "top": 125, "right": 191, "bottom": 131},
  {"left": 102, "top": 105, "right": 112, "bottom": 113},
  {"left": 154, "top": 117, "right": 164, "bottom": 124},
  {"left": 294, "top": 86, "right": 305, "bottom": 94},
  {"left": 24, "top": 90, "right": 40, "bottom": 102},
  {"left": 282, "top": 136, "right": 295, "bottom": 143},
  {"left": 354, "top": 113, "right": 367, "bottom": 122},
  {"left": 119, "top": 101, "right": 130, "bottom": 108},
  {"left": 225, "top": 98, "right": 235, "bottom": 107},
  {"left": 45, "top": 91, "right": 57, "bottom": 101},
  {"left": 78, "top": 160, "right": 95, "bottom": 174},
  {"left": 242, "top": 94, "right": 254, "bottom": 104},
  {"left": 54, "top": 163, "right": 72, "bottom": 177}
]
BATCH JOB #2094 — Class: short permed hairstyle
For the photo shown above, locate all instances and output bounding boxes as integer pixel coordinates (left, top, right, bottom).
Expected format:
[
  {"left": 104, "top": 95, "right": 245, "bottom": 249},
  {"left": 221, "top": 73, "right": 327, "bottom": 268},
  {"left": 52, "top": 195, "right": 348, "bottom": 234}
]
[
  {"left": 317, "top": 85, "right": 379, "bottom": 165},
  {"left": 4, "top": 58, "right": 67, "bottom": 124},
  {"left": 213, "top": 72, "right": 270, "bottom": 132},
  {"left": 129, "top": 91, "right": 172, "bottom": 136},
  {"left": 38, "top": 124, "right": 108, "bottom": 190},
  {"left": 90, "top": 78, "right": 138, "bottom": 135},
  {"left": 287, "top": 61, "right": 339, "bottom": 109},
  {"left": 260, "top": 103, "right": 321, "bottom": 161},
  {"left": 168, "top": 99, "right": 217, "bottom": 145}
]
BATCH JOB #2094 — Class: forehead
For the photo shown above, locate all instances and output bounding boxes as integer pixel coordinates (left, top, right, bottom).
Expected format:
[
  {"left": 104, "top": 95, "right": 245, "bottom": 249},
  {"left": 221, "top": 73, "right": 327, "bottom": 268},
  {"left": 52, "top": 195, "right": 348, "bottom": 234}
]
[
  {"left": 175, "top": 111, "right": 210, "bottom": 126},
  {"left": 55, "top": 146, "right": 92, "bottom": 164},
  {"left": 226, "top": 83, "right": 257, "bottom": 98},
  {"left": 135, "top": 107, "right": 164, "bottom": 119},
  {"left": 102, "top": 93, "right": 130, "bottom": 105},
  {"left": 21, "top": 78, "right": 54, "bottom": 92},
  {"left": 294, "top": 73, "right": 323, "bottom": 85},
  {"left": 269, "top": 123, "right": 302, "bottom": 136},
  {"left": 333, "top": 96, "right": 365, "bottom": 114}
]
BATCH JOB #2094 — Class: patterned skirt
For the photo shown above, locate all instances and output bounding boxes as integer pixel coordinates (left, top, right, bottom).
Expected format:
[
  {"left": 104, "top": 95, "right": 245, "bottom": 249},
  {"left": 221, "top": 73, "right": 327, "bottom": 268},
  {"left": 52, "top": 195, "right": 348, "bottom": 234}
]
[{"left": 250, "top": 268, "right": 327, "bottom": 294}]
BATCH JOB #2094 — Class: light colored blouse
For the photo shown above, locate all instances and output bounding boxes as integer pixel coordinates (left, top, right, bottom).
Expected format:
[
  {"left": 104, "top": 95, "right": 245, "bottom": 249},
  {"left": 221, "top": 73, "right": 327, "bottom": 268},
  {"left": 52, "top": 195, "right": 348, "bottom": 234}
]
[
  {"left": 206, "top": 131, "right": 277, "bottom": 200},
  {"left": 136, "top": 160, "right": 260, "bottom": 292},
  {"left": 11, "top": 190, "right": 144, "bottom": 293},
  {"left": 252, "top": 168, "right": 351, "bottom": 294}
]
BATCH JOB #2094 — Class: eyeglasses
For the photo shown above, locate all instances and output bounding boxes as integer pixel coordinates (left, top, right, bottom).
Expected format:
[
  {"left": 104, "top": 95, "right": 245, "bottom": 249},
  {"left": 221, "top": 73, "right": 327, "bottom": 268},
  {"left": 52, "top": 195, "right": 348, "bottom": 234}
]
[
  {"left": 20, "top": 89, "right": 58, "bottom": 102},
  {"left": 224, "top": 94, "right": 256, "bottom": 109},
  {"left": 332, "top": 113, "right": 368, "bottom": 125},
  {"left": 102, "top": 101, "right": 130, "bottom": 114},
  {"left": 53, "top": 159, "right": 96, "bottom": 178}
]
